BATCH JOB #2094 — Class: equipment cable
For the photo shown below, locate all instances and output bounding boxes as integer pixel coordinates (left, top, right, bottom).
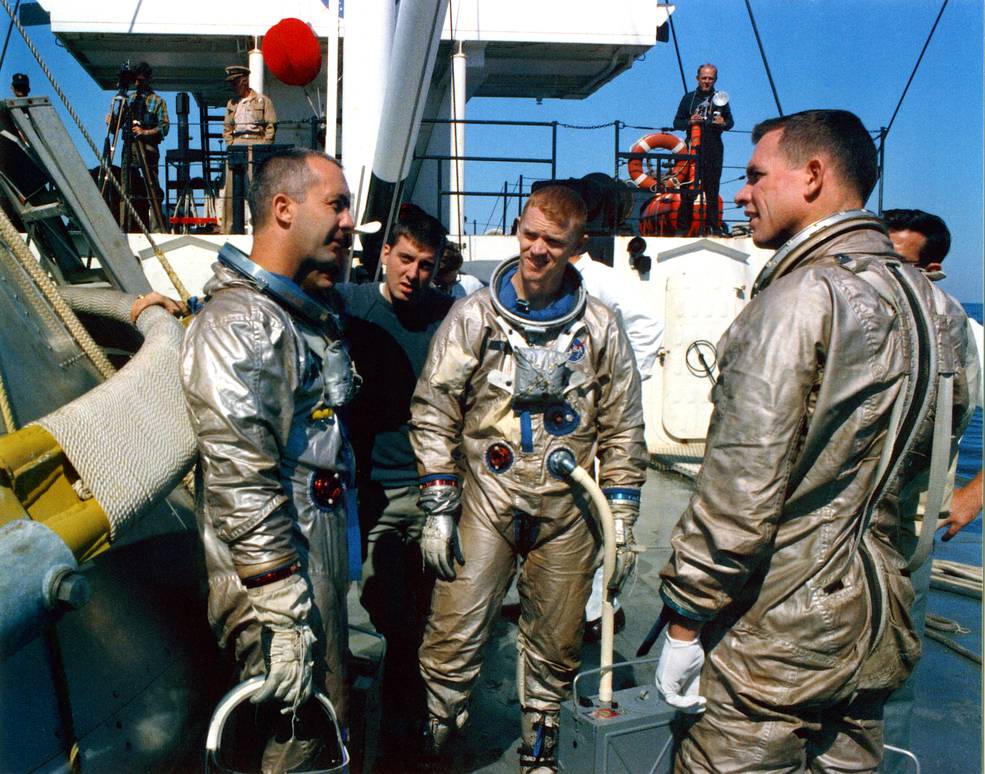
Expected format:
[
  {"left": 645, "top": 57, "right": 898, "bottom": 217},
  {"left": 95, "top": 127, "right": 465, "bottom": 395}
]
[
  {"left": 743, "top": 0, "right": 784, "bottom": 116},
  {"left": 925, "top": 628, "right": 982, "bottom": 666}
]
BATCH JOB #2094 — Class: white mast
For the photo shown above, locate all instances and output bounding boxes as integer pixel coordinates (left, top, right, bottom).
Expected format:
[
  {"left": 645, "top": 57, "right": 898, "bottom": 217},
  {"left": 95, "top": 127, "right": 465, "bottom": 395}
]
[
  {"left": 341, "top": 0, "right": 396, "bottom": 225},
  {"left": 449, "top": 42, "right": 466, "bottom": 241},
  {"left": 248, "top": 43, "right": 264, "bottom": 95},
  {"left": 324, "top": 0, "right": 339, "bottom": 158}
]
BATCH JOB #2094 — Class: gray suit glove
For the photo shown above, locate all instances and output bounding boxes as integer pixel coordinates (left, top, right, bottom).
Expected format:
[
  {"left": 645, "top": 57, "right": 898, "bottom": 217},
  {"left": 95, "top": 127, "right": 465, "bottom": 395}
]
[
  {"left": 419, "top": 477, "right": 465, "bottom": 581},
  {"left": 605, "top": 490, "right": 641, "bottom": 593},
  {"left": 246, "top": 572, "right": 317, "bottom": 714}
]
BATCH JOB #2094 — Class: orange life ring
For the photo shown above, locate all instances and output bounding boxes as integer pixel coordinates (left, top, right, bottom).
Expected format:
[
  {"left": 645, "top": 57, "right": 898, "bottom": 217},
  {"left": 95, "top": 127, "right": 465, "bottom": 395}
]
[
  {"left": 638, "top": 192, "right": 723, "bottom": 237},
  {"left": 627, "top": 133, "right": 691, "bottom": 191}
]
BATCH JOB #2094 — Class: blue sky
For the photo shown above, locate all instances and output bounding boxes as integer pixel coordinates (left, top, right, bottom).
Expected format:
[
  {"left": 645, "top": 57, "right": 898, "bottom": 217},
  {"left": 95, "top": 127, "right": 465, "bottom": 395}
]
[
  {"left": 3, "top": 0, "right": 982, "bottom": 301},
  {"left": 464, "top": 0, "right": 984, "bottom": 302}
]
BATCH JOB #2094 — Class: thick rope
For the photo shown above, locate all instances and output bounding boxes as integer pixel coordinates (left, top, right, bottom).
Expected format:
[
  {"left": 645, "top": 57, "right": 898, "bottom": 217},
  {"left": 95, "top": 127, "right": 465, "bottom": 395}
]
[
  {"left": 0, "top": 205, "right": 116, "bottom": 379},
  {"left": 0, "top": 358, "right": 16, "bottom": 432},
  {"left": 0, "top": 0, "right": 190, "bottom": 301}
]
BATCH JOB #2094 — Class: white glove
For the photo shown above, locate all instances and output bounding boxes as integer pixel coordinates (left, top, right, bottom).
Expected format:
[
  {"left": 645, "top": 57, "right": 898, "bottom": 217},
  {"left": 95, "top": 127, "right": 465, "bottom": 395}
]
[
  {"left": 247, "top": 573, "right": 317, "bottom": 714},
  {"left": 654, "top": 631, "right": 706, "bottom": 714}
]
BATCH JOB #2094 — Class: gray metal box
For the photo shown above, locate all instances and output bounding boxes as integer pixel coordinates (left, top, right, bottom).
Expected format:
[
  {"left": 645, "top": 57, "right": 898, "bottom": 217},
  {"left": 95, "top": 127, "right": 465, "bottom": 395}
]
[{"left": 558, "top": 680, "right": 676, "bottom": 773}]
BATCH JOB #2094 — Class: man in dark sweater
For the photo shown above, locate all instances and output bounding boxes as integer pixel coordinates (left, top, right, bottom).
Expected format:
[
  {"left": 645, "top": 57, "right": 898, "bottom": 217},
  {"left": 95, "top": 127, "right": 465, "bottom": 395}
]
[
  {"left": 335, "top": 210, "right": 450, "bottom": 765},
  {"left": 673, "top": 63, "right": 734, "bottom": 235}
]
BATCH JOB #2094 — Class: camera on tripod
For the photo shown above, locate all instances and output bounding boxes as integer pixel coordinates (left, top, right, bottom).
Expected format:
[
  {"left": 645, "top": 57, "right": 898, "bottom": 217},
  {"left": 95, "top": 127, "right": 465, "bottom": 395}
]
[{"left": 116, "top": 61, "right": 135, "bottom": 91}]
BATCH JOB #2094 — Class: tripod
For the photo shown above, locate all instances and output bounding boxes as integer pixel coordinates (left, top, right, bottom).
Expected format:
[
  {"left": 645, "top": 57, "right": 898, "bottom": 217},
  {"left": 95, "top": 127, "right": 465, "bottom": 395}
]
[{"left": 99, "top": 82, "right": 166, "bottom": 232}]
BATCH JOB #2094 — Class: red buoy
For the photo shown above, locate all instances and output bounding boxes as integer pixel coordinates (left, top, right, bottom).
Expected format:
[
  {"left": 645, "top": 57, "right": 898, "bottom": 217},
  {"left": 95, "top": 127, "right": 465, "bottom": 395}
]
[{"left": 262, "top": 18, "right": 323, "bottom": 86}]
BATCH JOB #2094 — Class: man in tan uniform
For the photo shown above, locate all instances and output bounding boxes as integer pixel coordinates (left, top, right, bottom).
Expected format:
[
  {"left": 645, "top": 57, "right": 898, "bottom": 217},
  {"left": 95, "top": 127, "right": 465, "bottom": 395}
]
[{"left": 221, "top": 64, "right": 277, "bottom": 232}]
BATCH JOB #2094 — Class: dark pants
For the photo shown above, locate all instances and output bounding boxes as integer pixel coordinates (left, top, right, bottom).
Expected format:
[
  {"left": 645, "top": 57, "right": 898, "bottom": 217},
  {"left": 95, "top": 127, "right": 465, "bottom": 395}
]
[
  {"left": 699, "top": 139, "right": 723, "bottom": 231},
  {"left": 678, "top": 139, "right": 723, "bottom": 235},
  {"left": 358, "top": 482, "right": 435, "bottom": 758}
]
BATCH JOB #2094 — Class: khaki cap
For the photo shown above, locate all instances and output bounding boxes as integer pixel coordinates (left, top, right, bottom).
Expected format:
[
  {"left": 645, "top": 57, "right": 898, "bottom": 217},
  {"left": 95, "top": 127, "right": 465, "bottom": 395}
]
[{"left": 224, "top": 65, "right": 250, "bottom": 82}]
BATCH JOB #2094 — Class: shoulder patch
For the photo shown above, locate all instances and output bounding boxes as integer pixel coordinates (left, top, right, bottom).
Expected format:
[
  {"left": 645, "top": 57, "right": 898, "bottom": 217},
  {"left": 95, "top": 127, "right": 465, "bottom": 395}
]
[{"left": 568, "top": 337, "right": 586, "bottom": 362}]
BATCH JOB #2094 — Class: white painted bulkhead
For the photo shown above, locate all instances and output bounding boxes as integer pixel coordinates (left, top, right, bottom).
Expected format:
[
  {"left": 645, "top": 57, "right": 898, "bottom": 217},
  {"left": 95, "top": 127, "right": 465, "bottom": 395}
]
[{"left": 132, "top": 231, "right": 771, "bottom": 464}]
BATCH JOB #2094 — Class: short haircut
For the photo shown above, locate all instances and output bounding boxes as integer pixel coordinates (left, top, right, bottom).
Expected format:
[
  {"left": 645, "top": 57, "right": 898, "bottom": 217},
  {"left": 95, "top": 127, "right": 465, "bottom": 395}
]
[
  {"left": 248, "top": 147, "right": 339, "bottom": 231},
  {"left": 440, "top": 243, "right": 464, "bottom": 274},
  {"left": 521, "top": 185, "right": 588, "bottom": 238},
  {"left": 134, "top": 62, "right": 153, "bottom": 79},
  {"left": 696, "top": 63, "right": 717, "bottom": 76},
  {"left": 883, "top": 208, "right": 951, "bottom": 265},
  {"left": 752, "top": 109, "right": 878, "bottom": 203},
  {"left": 388, "top": 202, "right": 446, "bottom": 255}
]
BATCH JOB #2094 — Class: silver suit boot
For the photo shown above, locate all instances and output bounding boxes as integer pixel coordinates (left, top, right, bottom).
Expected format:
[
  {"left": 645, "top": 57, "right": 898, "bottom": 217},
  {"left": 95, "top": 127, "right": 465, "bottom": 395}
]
[{"left": 519, "top": 710, "right": 559, "bottom": 774}]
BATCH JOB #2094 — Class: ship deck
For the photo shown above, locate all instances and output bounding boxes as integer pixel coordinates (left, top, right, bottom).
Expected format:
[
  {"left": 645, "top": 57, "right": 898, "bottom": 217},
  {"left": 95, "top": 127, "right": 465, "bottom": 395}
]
[{"left": 348, "top": 466, "right": 983, "bottom": 773}]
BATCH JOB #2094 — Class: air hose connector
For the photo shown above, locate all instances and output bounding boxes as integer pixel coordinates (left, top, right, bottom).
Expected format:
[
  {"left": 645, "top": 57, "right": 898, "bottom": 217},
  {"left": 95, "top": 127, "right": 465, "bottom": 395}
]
[{"left": 546, "top": 448, "right": 578, "bottom": 479}]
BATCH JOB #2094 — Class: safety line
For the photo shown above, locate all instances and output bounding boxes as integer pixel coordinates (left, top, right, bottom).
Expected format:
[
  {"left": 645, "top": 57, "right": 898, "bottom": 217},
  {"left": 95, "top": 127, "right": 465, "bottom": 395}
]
[
  {"left": 743, "top": 0, "right": 783, "bottom": 116},
  {"left": 885, "top": 0, "right": 949, "bottom": 137},
  {"left": 667, "top": 7, "right": 687, "bottom": 94}
]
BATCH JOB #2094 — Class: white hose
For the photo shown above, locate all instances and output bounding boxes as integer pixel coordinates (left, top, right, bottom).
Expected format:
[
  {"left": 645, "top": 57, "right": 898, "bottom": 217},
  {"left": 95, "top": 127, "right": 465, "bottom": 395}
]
[{"left": 566, "top": 465, "right": 617, "bottom": 705}]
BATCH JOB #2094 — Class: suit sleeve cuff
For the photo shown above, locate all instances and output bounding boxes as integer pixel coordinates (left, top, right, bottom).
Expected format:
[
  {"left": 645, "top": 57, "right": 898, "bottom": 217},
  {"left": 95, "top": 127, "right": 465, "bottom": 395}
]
[{"left": 659, "top": 585, "right": 717, "bottom": 623}]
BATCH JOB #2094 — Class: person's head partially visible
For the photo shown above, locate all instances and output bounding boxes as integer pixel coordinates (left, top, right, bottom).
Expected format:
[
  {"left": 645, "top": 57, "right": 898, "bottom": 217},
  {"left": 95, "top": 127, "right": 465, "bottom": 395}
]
[
  {"left": 134, "top": 62, "right": 153, "bottom": 93},
  {"left": 883, "top": 208, "right": 951, "bottom": 272},
  {"left": 381, "top": 206, "right": 447, "bottom": 304},
  {"left": 696, "top": 64, "right": 718, "bottom": 93},
  {"left": 735, "top": 109, "right": 877, "bottom": 250},
  {"left": 224, "top": 65, "right": 251, "bottom": 99},
  {"left": 435, "top": 243, "right": 464, "bottom": 292},
  {"left": 514, "top": 185, "right": 588, "bottom": 302},
  {"left": 11, "top": 73, "right": 29, "bottom": 98},
  {"left": 248, "top": 148, "right": 353, "bottom": 288}
]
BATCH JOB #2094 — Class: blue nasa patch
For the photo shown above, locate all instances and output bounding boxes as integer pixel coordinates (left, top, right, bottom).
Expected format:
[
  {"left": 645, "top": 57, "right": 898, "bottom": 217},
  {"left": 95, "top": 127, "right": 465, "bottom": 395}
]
[{"left": 568, "top": 338, "right": 586, "bottom": 362}]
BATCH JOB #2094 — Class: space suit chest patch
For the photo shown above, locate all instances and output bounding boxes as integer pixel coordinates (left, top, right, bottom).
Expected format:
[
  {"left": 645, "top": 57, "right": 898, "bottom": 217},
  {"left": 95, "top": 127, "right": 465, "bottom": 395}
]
[
  {"left": 568, "top": 338, "right": 586, "bottom": 362},
  {"left": 309, "top": 469, "right": 344, "bottom": 512},
  {"left": 512, "top": 346, "right": 570, "bottom": 406},
  {"left": 485, "top": 442, "right": 515, "bottom": 474},
  {"left": 544, "top": 403, "right": 580, "bottom": 436}
]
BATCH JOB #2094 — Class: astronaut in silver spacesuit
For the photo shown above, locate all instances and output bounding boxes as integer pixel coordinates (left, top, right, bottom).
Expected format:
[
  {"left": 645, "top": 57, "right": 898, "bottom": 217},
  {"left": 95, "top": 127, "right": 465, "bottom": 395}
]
[
  {"left": 409, "top": 185, "right": 647, "bottom": 773},
  {"left": 655, "top": 110, "right": 976, "bottom": 772},
  {"left": 180, "top": 148, "right": 357, "bottom": 772}
]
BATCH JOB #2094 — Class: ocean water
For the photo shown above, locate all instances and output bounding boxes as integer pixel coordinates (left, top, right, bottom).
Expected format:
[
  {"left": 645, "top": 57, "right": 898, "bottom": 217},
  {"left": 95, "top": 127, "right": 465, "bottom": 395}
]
[{"left": 956, "top": 302, "right": 982, "bottom": 532}]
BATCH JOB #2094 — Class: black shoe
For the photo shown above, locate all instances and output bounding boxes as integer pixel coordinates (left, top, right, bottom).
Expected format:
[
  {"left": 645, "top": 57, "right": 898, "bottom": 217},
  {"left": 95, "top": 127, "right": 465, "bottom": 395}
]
[{"left": 583, "top": 607, "right": 626, "bottom": 643}]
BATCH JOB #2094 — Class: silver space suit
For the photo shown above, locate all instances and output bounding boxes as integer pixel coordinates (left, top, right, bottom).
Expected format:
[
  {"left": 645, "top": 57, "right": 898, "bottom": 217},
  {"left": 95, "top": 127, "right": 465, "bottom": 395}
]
[
  {"left": 180, "top": 251, "right": 357, "bottom": 769},
  {"left": 659, "top": 212, "right": 976, "bottom": 772},
  {"left": 410, "top": 258, "right": 647, "bottom": 770}
]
